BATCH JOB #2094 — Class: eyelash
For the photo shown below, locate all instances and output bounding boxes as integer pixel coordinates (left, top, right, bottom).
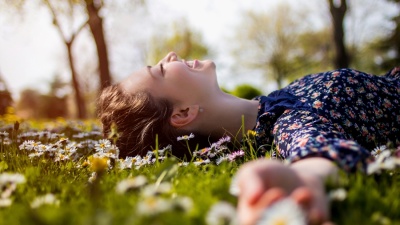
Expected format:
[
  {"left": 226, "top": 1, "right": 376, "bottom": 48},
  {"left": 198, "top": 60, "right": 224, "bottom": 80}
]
[{"left": 160, "top": 63, "right": 164, "bottom": 75}]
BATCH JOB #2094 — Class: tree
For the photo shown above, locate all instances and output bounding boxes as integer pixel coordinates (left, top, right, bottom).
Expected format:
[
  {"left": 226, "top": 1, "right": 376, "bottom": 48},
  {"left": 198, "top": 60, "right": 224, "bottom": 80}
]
[
  {"left": 3, "top": 0, "right": 115, "bottom": 118},
  {"left": 16, "top": 75, "right": 68, "bottom": 119},
  {"left": 84, "top": 0, "right": 112, "bottom": 90},
  {"left": 328, "top": 0, "right": 350, "bottom": 68},
  {"left": 291, "top": 28, "right": 335, "bottom": 76},
  {"left": 44, "top": 0, "right": 87, "bottom": 119},
  {"left": 16, "top": 89, "right": 41, "bottom": 119},
  {"left": 233, "top": 4, "right": 308, "bottom": 89},
  {"left": 147, "top": 20, "right": 209, "bottom": 64},
  {"left": 376, "top": 0, "right": 400, "bottom": 71},
  {"left": 0, "top": 74, "right": 13, "bottom": 115}
]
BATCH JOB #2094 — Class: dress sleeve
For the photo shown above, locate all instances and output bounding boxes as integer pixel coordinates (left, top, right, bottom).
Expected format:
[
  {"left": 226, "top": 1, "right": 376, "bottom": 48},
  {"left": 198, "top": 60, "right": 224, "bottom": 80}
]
[{"left": 273, "top": 110, "right": 372, "bottom": 172}]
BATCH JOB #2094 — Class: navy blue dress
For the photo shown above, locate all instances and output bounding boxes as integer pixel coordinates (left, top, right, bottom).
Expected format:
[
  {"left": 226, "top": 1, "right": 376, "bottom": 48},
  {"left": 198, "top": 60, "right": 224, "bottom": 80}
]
[{"left": 253, "top": 67, "right": 400, "bottom": 171}]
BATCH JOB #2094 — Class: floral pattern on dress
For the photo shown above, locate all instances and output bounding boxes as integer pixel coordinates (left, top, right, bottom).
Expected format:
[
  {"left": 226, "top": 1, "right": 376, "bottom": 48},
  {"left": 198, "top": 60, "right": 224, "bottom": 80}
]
[{"left": 253, "top": 67, "right": 400, "bottom": 172}]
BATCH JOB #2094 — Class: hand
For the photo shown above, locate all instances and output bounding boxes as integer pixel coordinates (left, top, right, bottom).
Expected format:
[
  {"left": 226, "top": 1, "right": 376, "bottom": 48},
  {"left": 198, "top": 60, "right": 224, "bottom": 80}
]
[{"left": 234, "top": 159, "right": 335, "bottom": 225}]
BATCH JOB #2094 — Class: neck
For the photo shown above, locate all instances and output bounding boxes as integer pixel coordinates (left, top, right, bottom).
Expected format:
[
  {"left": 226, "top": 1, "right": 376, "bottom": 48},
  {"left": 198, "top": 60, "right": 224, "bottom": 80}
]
[{"left": 196, "top": 92, "right": 259, "bottom": 140}]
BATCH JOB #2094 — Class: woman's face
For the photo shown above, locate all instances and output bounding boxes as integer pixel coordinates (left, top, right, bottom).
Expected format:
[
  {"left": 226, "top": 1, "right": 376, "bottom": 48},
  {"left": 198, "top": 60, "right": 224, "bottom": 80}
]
[{"left": 121, "top": 52, "right": 219, "bottom": 105}]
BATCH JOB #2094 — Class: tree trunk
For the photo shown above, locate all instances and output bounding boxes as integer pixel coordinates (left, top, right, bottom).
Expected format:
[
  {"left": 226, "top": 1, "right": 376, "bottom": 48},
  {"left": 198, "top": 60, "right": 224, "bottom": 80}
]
[
  {"left": 67, "top": 42, "right": 87, "bottom": 119},
  {"left": 85, "top": 0, "right": 112, "bottom": 90},
  {"left": 328, "top": 0, "right": 350, "bottom": 68}
]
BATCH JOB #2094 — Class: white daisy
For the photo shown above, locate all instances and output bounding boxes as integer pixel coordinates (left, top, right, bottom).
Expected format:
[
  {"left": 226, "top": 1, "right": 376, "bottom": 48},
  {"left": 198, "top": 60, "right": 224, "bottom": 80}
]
[
  {"left": 0, "top": 131, "right": 9, "bottom": 138},
  {"left": 141, "top": 182, "right": 172, "bottom": 197},
  {"left": 257, "top": 198, "right": 307, "bottom": 225},
  {"left": 328, "top": 188, "right": 347, "bottom": 201},
  {"left": 136, "top": 196, "right": 172, "bottom": 215},
  {"left": 30, "top": 193, "right": 60, "bottom": 208},
  {"left": 371, "top": 145, "right": 388, "bottom": 158},
  {"left": 0, "top": 198, "right": 12, "bottom": 207},
  {"left": 94, "top": 139, "right": 112, "bottom": 152},
  {"left": 206, "top": 201, "right": 238, "bottom": 225},
  {"left": 177, "top": 133, "right": 195, "bottom": 141},
  {"left": 115, "top": 175, "right": 148, "bottom": 194}
]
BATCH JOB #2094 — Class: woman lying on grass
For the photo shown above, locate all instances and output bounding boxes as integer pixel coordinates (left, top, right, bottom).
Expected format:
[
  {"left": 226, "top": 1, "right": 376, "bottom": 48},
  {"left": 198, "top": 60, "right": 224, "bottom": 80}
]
[{"left": 97, "top": 51, "right": 400, "bottom": 224}]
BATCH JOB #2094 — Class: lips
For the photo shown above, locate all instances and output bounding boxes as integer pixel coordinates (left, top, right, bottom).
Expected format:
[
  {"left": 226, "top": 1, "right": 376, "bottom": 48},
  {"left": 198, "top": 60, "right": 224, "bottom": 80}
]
[
  {"left": 184, "top": 60, "right": 198, "bottom": 69},
  {"left": 192, "top": 60, "right": 198, "bottom": 68}
]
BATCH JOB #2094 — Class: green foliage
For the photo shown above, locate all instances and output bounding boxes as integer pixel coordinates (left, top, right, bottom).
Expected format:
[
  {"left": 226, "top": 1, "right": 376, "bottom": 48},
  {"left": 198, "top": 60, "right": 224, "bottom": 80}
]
[
  {"left": 232, "top": 3, "right": 312, "bottom": 88},
  {"left": 230, "top": 84, "right": 262, "bottom": 100},
  {"left": 147, "top": 20, "right": 209, "bottom": 64},
  {"left": 0, "top": 120, "right": 399, "bottom": 224},
  {"left": 373, "top": 0, "right": 400, "bottom": 71}
]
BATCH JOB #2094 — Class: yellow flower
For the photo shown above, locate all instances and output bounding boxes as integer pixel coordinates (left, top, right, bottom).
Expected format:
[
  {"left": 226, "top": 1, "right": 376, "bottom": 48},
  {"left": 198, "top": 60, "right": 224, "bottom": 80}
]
[
  {"left": 89, "top": 156, "right": 109, "bottom": 172},
  {"left": 247, "top": 130, "right": 257, "bottom": 138}
]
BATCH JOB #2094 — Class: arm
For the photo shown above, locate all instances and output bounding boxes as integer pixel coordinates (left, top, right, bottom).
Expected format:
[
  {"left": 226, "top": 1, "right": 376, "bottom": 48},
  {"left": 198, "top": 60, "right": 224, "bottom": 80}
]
[{"left": 274, "top": 110, "right": 371, "bottom": 172}]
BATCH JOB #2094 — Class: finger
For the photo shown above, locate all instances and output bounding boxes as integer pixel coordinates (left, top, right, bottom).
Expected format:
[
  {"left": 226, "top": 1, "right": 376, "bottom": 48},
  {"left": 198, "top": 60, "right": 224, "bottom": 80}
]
[
  {"left": 254, "top": 187, "right": 286, "bottom": 210},
  {"left": 291, "top": 187, "right": 313, "bottom": 210}
]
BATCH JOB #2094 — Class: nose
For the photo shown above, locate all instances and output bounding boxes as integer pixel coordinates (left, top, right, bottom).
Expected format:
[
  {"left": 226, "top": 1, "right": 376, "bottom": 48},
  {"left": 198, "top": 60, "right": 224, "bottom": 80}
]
[{"left": 166, "top": 52, "right": 178, "bottom": 62}]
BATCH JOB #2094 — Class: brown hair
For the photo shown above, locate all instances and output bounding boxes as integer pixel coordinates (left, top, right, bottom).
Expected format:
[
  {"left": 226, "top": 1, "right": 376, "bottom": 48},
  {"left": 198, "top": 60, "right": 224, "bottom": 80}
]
[{"left": 97, "top": 84, "right": 215, "bottom": 159}]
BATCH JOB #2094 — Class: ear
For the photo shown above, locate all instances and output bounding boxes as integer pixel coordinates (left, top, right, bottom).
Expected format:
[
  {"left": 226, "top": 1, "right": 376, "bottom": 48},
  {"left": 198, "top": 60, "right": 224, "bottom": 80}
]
[{"left": 170, "top": 105, "right": 200, "bottom": 128}]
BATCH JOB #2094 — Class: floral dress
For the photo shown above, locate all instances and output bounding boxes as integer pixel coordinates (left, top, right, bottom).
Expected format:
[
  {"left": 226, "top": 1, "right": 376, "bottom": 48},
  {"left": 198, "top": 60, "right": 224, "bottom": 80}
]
[{"left": 253, "top": 67, "right": 400, "bottom": 172}]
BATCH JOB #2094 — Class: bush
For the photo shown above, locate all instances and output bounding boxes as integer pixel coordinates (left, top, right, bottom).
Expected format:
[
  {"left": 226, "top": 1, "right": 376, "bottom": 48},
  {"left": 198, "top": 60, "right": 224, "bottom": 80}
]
[{"left": 231, "top": 84, "right": 262, "bottom": 100}]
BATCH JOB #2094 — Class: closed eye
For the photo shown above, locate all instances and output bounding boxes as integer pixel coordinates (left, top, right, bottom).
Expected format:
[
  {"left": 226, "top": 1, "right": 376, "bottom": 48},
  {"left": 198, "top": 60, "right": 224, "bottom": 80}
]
[{"left": 160, "top": 63, "right": 165, "bottom": 76}]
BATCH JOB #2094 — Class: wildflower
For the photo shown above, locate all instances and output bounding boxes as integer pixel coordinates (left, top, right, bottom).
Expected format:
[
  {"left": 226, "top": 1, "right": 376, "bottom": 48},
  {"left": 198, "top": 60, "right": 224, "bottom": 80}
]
[
  {"left": 0, "top": 173, "right": 26, "bottom": 185},
  {"left": 216, "top": 136, "right": 231, "bottom": 146},
  {"left": 206, "top": 201, "right": 237, "bottom": 225},
  {"left": 194, "top": 147, "right": 211, "bottom": 157},
  {"left": 0, "top": 198, "right": 12, "bottom": 207},
  {"left": 28, "top": 152, "right": 44, "bottom": 158},
  {"left": 65, "top": 142, "right": 78, "bottom": 154},
  {"left": 119, "top": 157, "right": 133, "bottom": 170},
  {"left": 136, "top": 196, "right": 172, "bottom": 216},
  {"left": 257, "top": 198, "right": 307, "bottom": 225},
  {"left": 72, "top": 132, "right": 88, "bottom": 139},
  {"left": 177, "top": 133, "right": 195, "bottom": 141},
  {"left": 228, "top": 150, "right": 245, "bottom": 162},
  {"left": 154, "top": 145, "right": 172, "bottom": 156},
  {"left": 142, "top": 182, "right": 172, "bottom": 197},
  {"left": 247, "top": 130, "right": 257, "bottom": 138},
  {"left": 0, "top": 173, "right": 25, "bottom": 199},
  {"left": 115, "top": 175, "right": 148, "bottom": 194},
  {"left": 171, "top": 196, "right": 193, "bottom": 212},
  {"left": 54, "top": 153, "right": 70, "bottom": 162},
  {"left": 19, "top": 140, "right": 40, "bottom": 151},
  {"left": 179, "top": 162, "right": 189, "bottom": 167},
  {"left": 367, "top": 150, "right": 400, "bottom": 175},
  {"left": 371, "top": 145, "right": 388, "bottom": 158},
  {"left": 210, "top": 136, "right": 231, "bottom": 150},
  {"left": 328, "top": 188, "right": 347, "bottom": 201},
  {"left": 1, "top": 138, "right": 11, "bottom": 145},
  {"left": 94, "top": 139, "right": 112, "bottom": 152},
  {"left": 193, "top": 158, "right": 211, "bottom": 166},
  {"left": 0, "top": 131, "right": 9, "bottom": 138},
  {"left": 88, "top": 172, "right": 97, "bottom": 183},
  {"left": 89, "top": 156, "right": 109, "bottom": 172},
  {"left": 216, "top": 156, "right": 228, "bottom": 165},
  {"left": 30, "top": 193, "right": 60, "bottom": 208}
]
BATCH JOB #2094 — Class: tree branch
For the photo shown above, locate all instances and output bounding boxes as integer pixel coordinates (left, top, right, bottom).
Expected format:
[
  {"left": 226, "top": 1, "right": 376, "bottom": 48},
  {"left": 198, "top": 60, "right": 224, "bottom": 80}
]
[{"left": 44, "top": 0, "right": 89, "bottom": 44}]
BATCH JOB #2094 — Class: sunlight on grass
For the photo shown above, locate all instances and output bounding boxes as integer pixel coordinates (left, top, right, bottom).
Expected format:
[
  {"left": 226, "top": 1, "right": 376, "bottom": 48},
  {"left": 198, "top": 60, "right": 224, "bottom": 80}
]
[{"left": 0, "top": 117, "right": 399, "bottom": 225}]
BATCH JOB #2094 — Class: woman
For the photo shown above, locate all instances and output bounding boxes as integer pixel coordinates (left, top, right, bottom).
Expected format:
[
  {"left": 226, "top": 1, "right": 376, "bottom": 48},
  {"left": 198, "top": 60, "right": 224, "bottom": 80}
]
[{"left": 97, "top": 52, "right": 400, "bottom": 224}]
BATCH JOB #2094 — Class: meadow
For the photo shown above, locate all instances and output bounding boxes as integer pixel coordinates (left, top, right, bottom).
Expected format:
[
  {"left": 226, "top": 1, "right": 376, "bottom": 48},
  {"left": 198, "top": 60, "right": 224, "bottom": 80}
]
[{"left": 0, "top": 114, "right": 400, "bottom": 225}]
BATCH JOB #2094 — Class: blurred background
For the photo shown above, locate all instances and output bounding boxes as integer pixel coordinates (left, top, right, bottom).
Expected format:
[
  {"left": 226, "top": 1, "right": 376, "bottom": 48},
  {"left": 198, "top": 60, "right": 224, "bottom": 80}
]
[{"left": 0, "top": 0, "right": 399, "bottom": 119}]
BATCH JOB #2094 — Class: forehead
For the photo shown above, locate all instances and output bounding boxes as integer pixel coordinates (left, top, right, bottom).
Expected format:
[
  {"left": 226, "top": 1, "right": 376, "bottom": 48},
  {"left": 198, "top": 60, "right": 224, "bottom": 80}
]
[{"left": 120, "top": 67, "right": 153, "bottom": 94}]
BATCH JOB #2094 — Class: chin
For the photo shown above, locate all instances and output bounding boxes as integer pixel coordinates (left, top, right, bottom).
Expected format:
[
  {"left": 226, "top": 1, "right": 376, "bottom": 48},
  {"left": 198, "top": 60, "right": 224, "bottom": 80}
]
[{"left": 204, "top": 60, "right": 216, "bottom": 69}]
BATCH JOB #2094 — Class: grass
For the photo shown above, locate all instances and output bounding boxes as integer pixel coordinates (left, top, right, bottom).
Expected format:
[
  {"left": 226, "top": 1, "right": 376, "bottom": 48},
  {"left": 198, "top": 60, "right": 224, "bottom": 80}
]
[{"left": 0, "top": 119, "right": 400, "bottom": 225}]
